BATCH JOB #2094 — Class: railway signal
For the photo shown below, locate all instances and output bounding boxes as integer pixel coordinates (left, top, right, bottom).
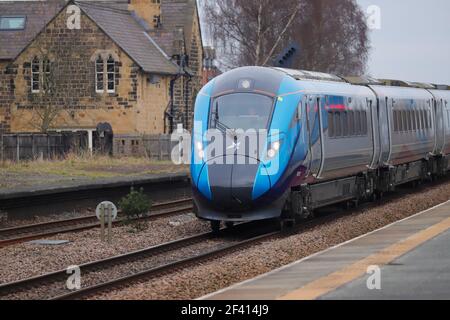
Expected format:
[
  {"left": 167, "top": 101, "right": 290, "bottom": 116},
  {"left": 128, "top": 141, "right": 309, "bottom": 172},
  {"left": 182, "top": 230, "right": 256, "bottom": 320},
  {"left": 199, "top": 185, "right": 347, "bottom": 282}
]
[{"left": 274, "top": 43, "right": 300, "bottom": 68}]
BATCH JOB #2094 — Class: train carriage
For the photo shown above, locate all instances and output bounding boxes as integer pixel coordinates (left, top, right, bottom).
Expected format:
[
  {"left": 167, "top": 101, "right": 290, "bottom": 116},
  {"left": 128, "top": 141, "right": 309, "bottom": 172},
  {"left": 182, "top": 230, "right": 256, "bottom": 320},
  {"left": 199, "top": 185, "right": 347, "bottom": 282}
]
[{"left": 190, "top": 66, "right": 450, "bottom": 231}]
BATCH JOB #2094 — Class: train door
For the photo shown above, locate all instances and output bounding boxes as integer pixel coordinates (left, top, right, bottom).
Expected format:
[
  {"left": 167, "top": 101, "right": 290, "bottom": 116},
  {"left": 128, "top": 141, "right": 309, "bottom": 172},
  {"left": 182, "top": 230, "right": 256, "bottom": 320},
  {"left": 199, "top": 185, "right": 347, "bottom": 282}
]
[
  {"left": 378, "top": 97, "right": 392, "bottom": 165},
  {"left": 433, "top": 98, "right": 445, "bottom": 154},
  {"left": 306, "top": 95, "right": 324, "bottom": 178},
  {"left": 369, "top": 98, "right": 381, "bottom": 169}
]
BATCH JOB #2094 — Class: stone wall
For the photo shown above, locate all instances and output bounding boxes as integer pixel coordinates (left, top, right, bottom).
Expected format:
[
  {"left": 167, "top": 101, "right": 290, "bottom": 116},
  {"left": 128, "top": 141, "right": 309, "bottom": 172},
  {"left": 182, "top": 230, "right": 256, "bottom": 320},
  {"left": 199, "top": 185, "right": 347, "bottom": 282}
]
[{"left": 0, "top": 61, "right": 14, "bottom": 134}]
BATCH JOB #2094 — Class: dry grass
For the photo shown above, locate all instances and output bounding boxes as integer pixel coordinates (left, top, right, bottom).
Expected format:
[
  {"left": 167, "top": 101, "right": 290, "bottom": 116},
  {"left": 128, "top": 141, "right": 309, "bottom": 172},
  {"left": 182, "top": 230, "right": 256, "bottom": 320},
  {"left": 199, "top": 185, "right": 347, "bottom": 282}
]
[{"left": 0, "top": 153, "right": 188, "bottom": 189}]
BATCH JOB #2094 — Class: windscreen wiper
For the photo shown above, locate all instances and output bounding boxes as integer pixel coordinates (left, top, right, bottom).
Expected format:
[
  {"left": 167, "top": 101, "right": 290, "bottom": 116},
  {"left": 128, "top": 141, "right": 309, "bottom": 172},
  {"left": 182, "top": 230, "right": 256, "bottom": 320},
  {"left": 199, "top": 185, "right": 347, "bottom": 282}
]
[{"left": 213, "top": 102, "right": 236, "bottom": 137}]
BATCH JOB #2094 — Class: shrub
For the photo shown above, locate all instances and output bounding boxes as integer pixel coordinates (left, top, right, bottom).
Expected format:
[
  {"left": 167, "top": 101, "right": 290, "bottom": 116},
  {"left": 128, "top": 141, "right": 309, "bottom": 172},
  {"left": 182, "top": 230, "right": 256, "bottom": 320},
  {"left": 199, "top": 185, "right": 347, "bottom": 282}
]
[{"left": 119, "top": 187, "right": 152, "bottom": 220}]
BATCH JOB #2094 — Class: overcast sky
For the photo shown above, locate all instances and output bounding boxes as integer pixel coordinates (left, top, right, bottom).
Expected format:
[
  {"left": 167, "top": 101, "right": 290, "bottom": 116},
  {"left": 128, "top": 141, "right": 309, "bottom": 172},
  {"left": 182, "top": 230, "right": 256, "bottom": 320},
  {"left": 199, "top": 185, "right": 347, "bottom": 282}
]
[{"left": 356, "top": 0, "right": 450, "bottom": 84}]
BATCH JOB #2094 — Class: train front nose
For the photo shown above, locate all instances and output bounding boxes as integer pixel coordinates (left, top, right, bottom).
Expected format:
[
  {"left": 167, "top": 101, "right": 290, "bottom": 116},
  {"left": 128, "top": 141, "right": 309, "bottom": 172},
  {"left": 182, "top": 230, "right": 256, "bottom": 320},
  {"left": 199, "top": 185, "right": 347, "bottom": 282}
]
[{"left": 204, "top": 155, "right": 271, "bottom": 211}]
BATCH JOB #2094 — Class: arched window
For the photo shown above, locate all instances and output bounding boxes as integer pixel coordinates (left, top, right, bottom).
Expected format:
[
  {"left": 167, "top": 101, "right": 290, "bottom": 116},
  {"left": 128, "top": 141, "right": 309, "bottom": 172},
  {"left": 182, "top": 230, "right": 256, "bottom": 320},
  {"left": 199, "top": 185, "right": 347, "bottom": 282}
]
[
  {"left": 95, "top": 55, "right": 104, "bottom": 93},
  {"left": 106, "top": 55, "right": 115, "bottom": 93},
  {"left": 31, "top": 56, "right": 40, "bottom": 93},
  {"left": 42, "top": 57, "right": 51, "bottom": 93}
]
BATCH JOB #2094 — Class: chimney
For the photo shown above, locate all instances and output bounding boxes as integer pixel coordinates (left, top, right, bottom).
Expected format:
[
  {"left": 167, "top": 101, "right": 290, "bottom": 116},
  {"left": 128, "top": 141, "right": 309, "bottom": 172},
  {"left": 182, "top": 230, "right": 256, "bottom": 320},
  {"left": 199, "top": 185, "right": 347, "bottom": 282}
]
[{"left": 128, "top": 0, "right": 161, "bottom": 29}]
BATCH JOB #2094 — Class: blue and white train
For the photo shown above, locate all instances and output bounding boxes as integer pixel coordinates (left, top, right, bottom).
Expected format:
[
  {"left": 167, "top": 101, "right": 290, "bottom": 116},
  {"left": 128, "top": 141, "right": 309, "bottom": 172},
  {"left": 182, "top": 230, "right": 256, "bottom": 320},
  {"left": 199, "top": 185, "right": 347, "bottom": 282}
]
[{"left": 190, "top": 66, "right": 450, "bottom": 231}]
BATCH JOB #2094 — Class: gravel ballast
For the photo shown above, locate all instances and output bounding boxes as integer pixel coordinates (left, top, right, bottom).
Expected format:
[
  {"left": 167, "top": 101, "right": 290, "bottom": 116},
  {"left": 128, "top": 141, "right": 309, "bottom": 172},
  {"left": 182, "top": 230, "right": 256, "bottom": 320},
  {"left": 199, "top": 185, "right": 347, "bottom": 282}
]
[
  {"left": 0, "top": 213, "right": 209, "bottom": 284},
  {"left": 93, "top": 181, "right": 450, "bottom": 300}
]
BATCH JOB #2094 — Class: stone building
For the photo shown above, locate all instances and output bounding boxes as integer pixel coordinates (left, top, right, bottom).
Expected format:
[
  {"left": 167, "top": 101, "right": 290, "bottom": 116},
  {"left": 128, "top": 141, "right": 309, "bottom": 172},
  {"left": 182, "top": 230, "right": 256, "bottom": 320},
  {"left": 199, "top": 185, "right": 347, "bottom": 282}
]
[{"left": 0, "top": 0, "right": 203, "bottom": 154}]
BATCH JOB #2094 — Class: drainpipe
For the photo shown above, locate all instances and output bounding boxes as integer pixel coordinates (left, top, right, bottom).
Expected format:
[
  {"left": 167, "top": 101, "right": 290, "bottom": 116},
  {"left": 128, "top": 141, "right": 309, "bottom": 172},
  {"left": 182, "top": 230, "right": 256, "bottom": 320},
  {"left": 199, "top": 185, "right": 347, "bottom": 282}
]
[
  {"left": 166, "top": 74, "right": 181, "bottom": 134},
  {"left": 184, "top": 74, "right": 193, "bottom": 130}
]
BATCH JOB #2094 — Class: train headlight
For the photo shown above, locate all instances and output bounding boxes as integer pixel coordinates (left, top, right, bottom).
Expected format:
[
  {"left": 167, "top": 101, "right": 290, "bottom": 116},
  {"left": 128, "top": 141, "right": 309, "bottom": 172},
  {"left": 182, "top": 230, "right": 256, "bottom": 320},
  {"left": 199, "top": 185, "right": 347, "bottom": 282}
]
[
  {"left": 267, "top": 140, "right": 282, "bottom": 159},
  {"left": 196, "top": 141, "right": 205, "bottom": 159}
]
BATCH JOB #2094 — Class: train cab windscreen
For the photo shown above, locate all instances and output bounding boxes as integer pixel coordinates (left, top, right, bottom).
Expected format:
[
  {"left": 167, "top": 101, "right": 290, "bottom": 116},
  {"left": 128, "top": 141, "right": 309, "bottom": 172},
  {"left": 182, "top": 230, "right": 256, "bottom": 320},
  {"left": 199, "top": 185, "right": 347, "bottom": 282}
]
[{"left": 210, "top": 93, "right": 273, "bottom": 131}]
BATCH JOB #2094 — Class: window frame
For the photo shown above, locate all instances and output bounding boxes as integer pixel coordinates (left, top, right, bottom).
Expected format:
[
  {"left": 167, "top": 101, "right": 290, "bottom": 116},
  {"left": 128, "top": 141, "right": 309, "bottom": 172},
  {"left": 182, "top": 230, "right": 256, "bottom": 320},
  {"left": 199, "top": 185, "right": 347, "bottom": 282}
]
[
  {"left": 95, "top": 56, "right": 105, "bottom": 93},
  {"left": 106, "top": 55, "right": 115, "bottom": 93},
  {"left": 31, "top": 57, "right": 40, "bottom": 93},
  {"left": 0, "top": 16, "right": 26, "bottom": 31}
]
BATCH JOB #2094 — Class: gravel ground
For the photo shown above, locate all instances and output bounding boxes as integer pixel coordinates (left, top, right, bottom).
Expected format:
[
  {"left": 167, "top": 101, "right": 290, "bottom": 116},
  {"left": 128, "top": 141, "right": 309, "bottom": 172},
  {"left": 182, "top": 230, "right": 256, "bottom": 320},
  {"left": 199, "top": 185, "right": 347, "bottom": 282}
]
[
  {"left": 4, "top": 237, "right": 234, "bottom": 300},
  {"left": 0, "top": 212, "right": 209, "bottom": 284},
  {"left": 93, "top": 181, "right": 450, "bottom": 300}
]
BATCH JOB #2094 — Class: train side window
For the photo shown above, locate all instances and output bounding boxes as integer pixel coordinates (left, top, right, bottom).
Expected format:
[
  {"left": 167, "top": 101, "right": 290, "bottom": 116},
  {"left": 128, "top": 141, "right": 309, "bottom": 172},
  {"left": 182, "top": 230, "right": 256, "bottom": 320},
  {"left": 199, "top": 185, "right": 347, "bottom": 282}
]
[
  {"left": 335, "top": 112, "right": 342, "bottom": 137},
  {"left": 348, "top": 111, "right": 355, "bottom": 136},
  {"left": 342, "top": 112, "right": 348, "bottom": 136},
  {"left": 400, "top": 110, "right": 405, "bottom": 132},
  {"left": 406, "top": 110, "right": 411, "bottom": 131},
  {"left": 420, "top": 110, "right": 425, "bottom": 130},
  {"left": 418, "top": 110, "right": 422, "bottom": 130},
  {"left": 421, "top": 110, "right": 426, "bottom": 129},
  {"left": 416, "top": 110, "right": 420, "bottom": 131},
  {"left": 361, "top": 111, "right": 367, "bottom": 135},
  {"left": 355, "top": 110, "right": 361, "bottom": 135},
  {"left": 328, "top": 111, "right": 334, "bottom": 138},
  {"left": 428, "top": 110, "right": 432, "bottom": 129},
  {"left": 393, "top": 110, "right": 397, "bottom": 132},
  {"left": 396, "top": 110, "right": 401, "bottom": 132},
  {"left": 412, "top": 110, "right": 417, "bottom": 131},
  {"left": 424, "top": 110, "right": 429, "bottom": 129},
  {"left": 417, "top": 110, "right": 422, "bottom": 131}
]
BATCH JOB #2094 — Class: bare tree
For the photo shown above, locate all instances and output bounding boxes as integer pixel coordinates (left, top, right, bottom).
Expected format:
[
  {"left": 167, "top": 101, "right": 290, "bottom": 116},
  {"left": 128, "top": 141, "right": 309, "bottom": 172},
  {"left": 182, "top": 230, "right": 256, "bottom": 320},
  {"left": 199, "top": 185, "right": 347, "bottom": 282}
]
[
  {"left": 201, "top": 0, "right": 369, "bottom": 75},
  {"left": 23, "top": 0, "right": 73, "bottom": 133}
]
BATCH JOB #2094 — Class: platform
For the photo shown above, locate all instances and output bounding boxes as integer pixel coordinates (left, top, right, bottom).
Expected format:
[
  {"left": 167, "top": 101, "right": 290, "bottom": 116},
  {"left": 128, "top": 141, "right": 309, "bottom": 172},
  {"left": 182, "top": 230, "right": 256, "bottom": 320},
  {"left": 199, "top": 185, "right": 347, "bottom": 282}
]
[
  {"left": 202, "top": 200, "right": 450, "bottom": 300},
  {"left": 0, "top": 172, "right": 189, "bottom": 200}
]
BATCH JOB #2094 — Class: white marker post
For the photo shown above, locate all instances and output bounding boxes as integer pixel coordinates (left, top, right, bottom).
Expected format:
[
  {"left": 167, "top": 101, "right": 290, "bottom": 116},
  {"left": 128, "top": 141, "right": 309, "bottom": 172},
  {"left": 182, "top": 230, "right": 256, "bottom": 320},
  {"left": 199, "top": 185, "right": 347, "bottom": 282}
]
[{"left": 96, "top": 201, "right": 118, "bottom": 243}]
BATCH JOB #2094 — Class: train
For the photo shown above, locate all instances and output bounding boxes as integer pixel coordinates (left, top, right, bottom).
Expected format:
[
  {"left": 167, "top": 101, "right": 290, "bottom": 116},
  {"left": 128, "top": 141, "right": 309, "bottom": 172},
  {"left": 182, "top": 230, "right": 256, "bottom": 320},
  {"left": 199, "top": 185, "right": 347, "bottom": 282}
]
[{"left": 190, "top": 66, "right": 450, "bottom": 232}]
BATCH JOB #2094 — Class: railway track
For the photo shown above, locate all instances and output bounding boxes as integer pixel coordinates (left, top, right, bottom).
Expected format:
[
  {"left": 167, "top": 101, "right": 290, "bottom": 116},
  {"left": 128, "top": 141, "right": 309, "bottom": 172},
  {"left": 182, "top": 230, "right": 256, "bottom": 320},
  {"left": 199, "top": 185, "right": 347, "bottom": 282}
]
[
  {"left": 2, "top": 178, "right": 448, "bottom": 300},
  {"left": 0, "top": 221, "right": 275, "bottom": 300},
  {"left": 0, "top": 208, "right": 351, "bottom": 300},
  {"left": 0, "top": 198, "right": 193, "bottom": 247}
]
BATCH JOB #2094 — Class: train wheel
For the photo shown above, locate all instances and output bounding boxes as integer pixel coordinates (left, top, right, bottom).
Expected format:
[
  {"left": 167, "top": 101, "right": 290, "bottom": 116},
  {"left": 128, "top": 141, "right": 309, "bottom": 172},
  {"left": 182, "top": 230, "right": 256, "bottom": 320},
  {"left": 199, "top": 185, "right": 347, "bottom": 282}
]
[
  {"left": 211, "top": 220, "right": 221, "bottom": 234},
  {"left": 279, "top": 218, "right": 295, "bottom": 231},
  {"left": 225, "top": 221, "right": 234, "bottom": 229}
]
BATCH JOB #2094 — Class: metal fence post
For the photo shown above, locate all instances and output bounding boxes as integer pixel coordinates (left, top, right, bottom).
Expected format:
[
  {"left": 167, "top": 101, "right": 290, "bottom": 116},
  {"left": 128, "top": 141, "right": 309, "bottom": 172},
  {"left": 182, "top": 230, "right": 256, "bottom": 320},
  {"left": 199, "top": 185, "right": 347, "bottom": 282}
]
[
  {"left": 159, "top": 135, "right": 163, "bottom": 160},
  {"left": 16, "top": 135, "right": 19, "bottom": 162},
  {"left": 0, "top": 134, "right": 3, "bottom": 163}
]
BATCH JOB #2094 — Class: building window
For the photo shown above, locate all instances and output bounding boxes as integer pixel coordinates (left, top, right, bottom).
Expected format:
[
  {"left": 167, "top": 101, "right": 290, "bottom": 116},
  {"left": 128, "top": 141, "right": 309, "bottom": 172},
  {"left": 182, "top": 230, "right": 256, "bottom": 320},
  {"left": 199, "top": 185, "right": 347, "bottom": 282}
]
[
  {"left": 106, "top": 55, "right": 115, "bottom": 93},
  {"left": 153, "top": 15, "right": 161, "bottom": 28},
  {"left": 0, "top": 16, "right": 26, "bottom": 30},
  {"left": 31, "top": 57, "right": 40, "bottom": 93},
  {"left": 42, "top": 58, "right": 51, "bottom": 93},
  {"left": 96, "top": 55, "right": 116, "bottom": 93},
  {"left": 95, "top": 56, "right": 104, "bottom": 93}
]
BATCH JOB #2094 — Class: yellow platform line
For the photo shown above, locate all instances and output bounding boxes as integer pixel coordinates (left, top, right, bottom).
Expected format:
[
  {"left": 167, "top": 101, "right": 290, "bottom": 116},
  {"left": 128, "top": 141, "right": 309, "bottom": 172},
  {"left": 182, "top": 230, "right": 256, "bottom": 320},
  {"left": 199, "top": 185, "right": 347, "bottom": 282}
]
[{"left": 278, "top": 215, "right": 450, "bottom": 300}]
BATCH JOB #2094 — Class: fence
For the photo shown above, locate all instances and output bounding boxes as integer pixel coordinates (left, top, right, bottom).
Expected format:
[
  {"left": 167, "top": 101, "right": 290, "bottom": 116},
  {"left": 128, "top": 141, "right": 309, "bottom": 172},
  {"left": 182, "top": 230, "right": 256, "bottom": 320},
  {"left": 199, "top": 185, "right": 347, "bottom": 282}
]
[
  {"left": 143, "top": 134, "right": 180, "bottom": 161},
  {"left": 112, "top": 134, "right": 180, "bottom": 160},
  {"left": 0, "top": 132, "right": 87, "bottom": 161}
]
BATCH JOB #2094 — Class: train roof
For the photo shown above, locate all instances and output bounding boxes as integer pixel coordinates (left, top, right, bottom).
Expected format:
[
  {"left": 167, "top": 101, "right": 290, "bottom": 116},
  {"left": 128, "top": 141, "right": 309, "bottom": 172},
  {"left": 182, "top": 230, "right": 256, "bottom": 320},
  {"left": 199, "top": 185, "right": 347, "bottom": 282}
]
[
  {"left": 273, "top": 68, "right": 346, "bottom": 83},
  {"left": 369, "top": 84, "right": 436, "bottom": 100},
  {"left": 271, "top": 67, "right": 449, "bottom": 91}
]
